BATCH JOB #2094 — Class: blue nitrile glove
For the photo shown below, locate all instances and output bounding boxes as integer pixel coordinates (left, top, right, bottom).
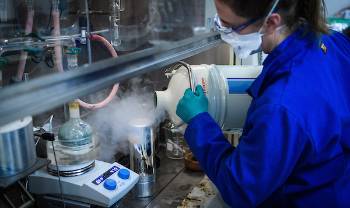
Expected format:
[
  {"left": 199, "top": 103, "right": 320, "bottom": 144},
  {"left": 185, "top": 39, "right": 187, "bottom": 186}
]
[{"left": 176, "top": 85, "right": 209, "bottom": 123}]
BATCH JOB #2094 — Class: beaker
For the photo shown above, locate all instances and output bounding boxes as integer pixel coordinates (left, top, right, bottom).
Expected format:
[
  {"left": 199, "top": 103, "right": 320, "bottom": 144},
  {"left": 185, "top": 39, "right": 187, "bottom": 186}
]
[{"left": 163, "top": 122, "right": 185, "bottom": 160}]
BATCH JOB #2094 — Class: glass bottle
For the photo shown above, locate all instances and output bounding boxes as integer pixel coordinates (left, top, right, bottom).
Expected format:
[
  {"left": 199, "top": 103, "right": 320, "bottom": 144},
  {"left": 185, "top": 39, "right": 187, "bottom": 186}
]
[
  {"left": 65, "top": 47, "right": 80, "bottom": 70},
  {"left": 109, "top": 0, "right": 121, "bottom": 46},
  {"left": 58, "top": 101, "right": 93, "bottom": 149}
]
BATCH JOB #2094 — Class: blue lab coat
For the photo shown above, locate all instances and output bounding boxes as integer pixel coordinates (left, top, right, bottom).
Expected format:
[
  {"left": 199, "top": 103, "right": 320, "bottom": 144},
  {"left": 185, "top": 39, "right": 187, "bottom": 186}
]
[{"left": 184, "top": 28, "right": 350, "bottom": 207}]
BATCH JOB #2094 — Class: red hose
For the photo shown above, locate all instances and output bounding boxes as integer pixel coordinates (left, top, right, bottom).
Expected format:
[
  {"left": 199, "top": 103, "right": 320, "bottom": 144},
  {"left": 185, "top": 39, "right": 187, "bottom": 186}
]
[
  {"left": 52, "top": 10, "right": 64, "bottom": 73},
  {"left": 17, "top": 9, "right": 34, "bottom": 80},
  {"left": 76, "top": 34, "right": 119, "bottom": 109}
]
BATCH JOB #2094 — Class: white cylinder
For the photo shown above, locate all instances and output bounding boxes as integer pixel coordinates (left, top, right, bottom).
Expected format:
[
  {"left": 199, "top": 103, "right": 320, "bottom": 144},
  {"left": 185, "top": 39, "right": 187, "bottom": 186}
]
[
  {"left": 0, "top": 117, "right": 37, "bottom": 177},
  {"left": 128, "top": 118, "right": 156, "bottom": 198},
  {"left": 155, "top": 65, "right": 262, "bottom": 130}
]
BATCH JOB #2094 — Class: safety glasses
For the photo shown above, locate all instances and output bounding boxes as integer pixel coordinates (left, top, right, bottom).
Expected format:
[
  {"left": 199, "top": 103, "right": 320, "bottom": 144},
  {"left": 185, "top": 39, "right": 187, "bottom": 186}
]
[{"left": 214, "top": 13, "right": 260, "bottom": 34}]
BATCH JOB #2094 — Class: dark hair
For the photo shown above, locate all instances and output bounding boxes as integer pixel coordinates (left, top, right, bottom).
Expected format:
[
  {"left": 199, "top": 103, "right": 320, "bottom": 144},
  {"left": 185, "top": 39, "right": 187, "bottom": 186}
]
[
  {"left": 219, "top": 0, "right": 329, "bottom": 34},
  {"left": 344, "top": 27, "right": 350, "bottom": 38}
]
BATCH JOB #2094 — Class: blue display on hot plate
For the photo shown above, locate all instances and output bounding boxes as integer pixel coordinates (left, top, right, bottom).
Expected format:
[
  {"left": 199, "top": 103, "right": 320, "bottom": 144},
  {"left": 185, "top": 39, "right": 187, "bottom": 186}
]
[{"left": 92, "top": 166, "right": 120, "bottom": 185}]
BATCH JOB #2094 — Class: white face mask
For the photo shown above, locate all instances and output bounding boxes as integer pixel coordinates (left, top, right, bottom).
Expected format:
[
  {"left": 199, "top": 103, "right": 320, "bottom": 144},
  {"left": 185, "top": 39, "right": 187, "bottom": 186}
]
[
  {"left": 219, "top": 0, "right": 281, "bottom": 59},
  {"left": 221, "top": 31, "right": 263, "bottom": 59}
]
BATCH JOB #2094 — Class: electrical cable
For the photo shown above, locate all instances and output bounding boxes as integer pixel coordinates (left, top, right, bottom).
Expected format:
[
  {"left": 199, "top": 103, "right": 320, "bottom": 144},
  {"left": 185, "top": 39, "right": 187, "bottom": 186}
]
[{"left": 52, "top": 141, "right": 66, "bottom": 208}]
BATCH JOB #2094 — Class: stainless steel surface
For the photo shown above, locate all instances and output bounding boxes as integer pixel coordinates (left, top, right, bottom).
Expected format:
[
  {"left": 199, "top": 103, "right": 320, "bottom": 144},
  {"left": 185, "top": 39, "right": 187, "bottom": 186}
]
[
  {"left": 146, "top": 169, "right": 204, "bottom": 208},
  {"left": 0, "top": 117, "right": 37, "bottom": 177},
  {"left": 133, "top": 174, "right": 156, "bottom": 198},
  {"left": 129, "top": 119, "right": 156, "bottom": 198},
  {"left": 0, "top": 32, "right": 221, "bottom": 126},
  {"left": 120, "top": 147, "right": 204, "bottom": 208}
]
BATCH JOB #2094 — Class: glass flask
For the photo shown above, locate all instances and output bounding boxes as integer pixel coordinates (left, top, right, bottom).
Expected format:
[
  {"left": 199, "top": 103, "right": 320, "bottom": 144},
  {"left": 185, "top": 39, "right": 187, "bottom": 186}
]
[
  {"left": 47, "top": 101, "right": 97, "bottom": 175},
  {"left": 163, "top": 122, "right": 185, "bottom": 160},
  {"left": 58, "top": 101, "right": 93, "bottom": 148}
]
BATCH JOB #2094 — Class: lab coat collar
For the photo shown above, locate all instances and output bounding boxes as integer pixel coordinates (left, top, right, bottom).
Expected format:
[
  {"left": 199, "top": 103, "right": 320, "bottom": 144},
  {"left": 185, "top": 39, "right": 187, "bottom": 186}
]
[{"left": 247, "top": 27, "right": 317, "bottom": 99}]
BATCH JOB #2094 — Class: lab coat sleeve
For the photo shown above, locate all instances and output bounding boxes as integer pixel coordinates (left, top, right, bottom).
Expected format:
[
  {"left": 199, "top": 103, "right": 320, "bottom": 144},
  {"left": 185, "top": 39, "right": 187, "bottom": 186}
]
[{"left": 184, "top": 104, "right": 309, "bottom": 207}]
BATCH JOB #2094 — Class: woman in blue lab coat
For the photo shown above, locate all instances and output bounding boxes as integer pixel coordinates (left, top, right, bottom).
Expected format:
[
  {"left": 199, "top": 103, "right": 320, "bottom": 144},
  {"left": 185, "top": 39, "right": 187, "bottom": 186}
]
[{"left": 176, "top": 0, "right": 350, "bottom": 207}]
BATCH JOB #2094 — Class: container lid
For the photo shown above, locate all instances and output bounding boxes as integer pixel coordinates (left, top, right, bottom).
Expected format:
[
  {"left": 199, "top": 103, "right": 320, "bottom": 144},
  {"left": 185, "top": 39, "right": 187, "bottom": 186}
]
[
  {"left": 128, "top": 118, "right": 154, "bottom": 144},
  {"left": 0, "top": 117, "right": 32, "bottom": 134}
]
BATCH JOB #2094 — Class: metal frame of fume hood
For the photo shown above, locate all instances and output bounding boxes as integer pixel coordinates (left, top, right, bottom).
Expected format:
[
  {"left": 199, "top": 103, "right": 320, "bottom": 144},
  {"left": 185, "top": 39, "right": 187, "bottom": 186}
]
[{"left": 0, "top": 32, "right": 222, "bottom": 126}]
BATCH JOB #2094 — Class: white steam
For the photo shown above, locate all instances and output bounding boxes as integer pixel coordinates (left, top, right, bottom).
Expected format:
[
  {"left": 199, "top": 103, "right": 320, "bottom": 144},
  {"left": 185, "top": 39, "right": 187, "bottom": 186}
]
[{"left": 88, "top": 78, "right": 165, "bottom": 162}]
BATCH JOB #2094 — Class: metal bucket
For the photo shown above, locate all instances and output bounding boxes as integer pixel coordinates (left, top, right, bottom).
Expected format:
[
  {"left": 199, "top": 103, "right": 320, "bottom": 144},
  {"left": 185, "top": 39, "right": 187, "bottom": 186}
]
[
  {"left": 0, "top": 117, "right": 37, "bottom": 177},
  {"left": 128, "top": 118, "right": 156, "bottom": 198}
]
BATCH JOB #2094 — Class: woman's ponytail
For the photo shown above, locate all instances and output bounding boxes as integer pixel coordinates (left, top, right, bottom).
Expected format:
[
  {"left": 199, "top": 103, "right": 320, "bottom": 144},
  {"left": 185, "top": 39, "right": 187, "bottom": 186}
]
[
  {"left": 220, "top": 0, "right": 329, "bottom": 35},
  {"left": 294, "top": 0, "right": 328, "bottom": 34}
]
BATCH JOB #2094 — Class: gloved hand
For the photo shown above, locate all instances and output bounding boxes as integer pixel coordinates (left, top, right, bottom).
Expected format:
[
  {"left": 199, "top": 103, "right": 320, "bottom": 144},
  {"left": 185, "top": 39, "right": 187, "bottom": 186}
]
[{"left": 176, "top": 85, "right": 209, "bottom": 123}]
